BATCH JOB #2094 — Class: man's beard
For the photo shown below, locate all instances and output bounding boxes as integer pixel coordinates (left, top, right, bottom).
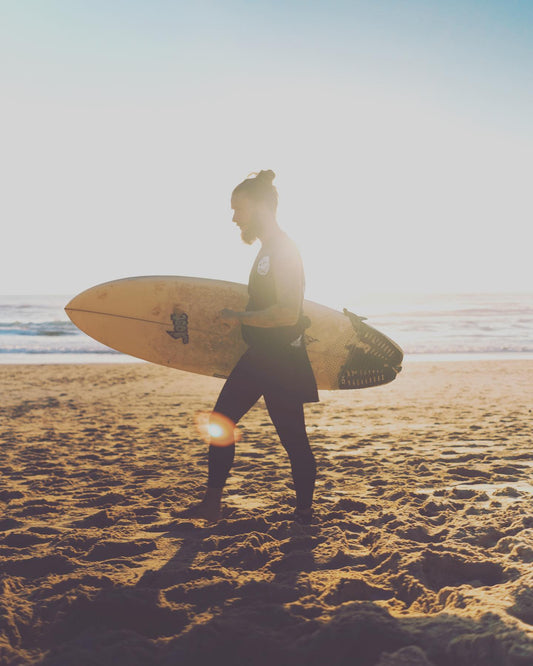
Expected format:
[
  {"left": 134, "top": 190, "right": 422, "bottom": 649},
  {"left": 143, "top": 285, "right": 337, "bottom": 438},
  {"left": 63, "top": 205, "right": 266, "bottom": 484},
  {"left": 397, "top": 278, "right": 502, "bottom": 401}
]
[{"left": 241, "top": 218, "right": 262, "bottom": 245}]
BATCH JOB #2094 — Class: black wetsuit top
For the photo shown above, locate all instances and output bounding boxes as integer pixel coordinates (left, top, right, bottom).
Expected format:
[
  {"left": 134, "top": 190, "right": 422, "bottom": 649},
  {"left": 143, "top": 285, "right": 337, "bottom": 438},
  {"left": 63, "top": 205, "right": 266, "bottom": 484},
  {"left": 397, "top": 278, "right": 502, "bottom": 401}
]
[
  {"left": 242, "top": 232, "right": 307, "bottom": 348},
  {"left": 240, "top": 231, "right": 318, "bottom": 403}
]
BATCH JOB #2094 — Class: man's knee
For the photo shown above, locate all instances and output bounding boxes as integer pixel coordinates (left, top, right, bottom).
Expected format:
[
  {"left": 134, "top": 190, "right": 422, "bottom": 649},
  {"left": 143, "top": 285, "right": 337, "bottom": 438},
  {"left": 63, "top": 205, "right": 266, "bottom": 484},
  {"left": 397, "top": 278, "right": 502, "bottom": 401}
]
[{"left": 208, "top": 411, "right": 237, "bottom": 447}]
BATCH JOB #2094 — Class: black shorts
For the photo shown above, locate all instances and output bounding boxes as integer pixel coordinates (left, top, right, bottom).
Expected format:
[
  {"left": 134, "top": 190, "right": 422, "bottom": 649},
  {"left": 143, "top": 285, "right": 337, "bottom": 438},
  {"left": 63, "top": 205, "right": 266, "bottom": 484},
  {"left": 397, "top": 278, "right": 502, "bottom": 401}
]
[{"left": 229, "top": 343, "right": 319, "bottom": 404}]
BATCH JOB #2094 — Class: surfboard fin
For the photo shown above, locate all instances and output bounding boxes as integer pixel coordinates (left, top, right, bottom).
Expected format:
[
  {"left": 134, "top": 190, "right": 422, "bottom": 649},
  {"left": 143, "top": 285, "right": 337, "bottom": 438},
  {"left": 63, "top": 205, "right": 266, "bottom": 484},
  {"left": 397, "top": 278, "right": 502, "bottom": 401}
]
[
  {"left": 343, "top": 308, "right": 368, "bottom": 324},
  {"left": 342, "top": 308, "right": 404, "bottom": 374}
]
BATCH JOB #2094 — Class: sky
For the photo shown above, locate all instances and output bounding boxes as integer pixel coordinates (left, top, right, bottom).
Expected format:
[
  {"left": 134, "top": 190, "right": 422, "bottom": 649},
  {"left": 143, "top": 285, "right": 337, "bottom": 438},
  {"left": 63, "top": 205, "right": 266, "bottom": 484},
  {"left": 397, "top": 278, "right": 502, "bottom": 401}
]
[{"left": 2, "top": 0, "right": 532, "bottom": 308}]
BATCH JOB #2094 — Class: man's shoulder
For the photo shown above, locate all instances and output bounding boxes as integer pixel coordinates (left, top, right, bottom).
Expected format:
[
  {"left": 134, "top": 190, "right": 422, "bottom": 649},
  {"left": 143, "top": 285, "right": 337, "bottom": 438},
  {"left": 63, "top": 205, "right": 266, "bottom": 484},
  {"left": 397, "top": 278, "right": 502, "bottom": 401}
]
[
  {"left": 272, "top": 231, "right": 301, "bottom": 261},
  {"left": 268, "top": 233, "right": 303, "bottom": 283}
]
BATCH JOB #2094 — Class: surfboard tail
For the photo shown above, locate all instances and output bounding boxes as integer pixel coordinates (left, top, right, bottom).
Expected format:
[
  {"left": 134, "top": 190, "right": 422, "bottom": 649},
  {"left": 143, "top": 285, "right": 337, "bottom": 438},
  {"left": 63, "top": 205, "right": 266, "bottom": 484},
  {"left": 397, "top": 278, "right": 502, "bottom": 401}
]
[
  {"left": 343, "top": 308, "right": 404, "bottom": 366},
  {"left": 336, "top": 308, "right": 404, "bottom": 389}
]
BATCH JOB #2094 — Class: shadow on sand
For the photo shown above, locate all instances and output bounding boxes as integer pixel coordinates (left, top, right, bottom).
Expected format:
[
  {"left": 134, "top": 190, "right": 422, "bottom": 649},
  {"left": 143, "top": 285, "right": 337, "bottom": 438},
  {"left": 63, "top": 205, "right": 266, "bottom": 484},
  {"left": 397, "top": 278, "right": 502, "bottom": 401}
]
[{"left": 35, "top": 507, "right": 533, "bottom": 666}]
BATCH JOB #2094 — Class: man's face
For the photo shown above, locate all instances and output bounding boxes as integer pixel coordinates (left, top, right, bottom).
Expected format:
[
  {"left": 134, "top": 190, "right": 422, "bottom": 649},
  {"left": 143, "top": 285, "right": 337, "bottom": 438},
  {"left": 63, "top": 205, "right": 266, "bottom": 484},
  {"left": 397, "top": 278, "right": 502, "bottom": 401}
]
[{"left": 231, "top": 192, "right": 261, "bottom": 245}]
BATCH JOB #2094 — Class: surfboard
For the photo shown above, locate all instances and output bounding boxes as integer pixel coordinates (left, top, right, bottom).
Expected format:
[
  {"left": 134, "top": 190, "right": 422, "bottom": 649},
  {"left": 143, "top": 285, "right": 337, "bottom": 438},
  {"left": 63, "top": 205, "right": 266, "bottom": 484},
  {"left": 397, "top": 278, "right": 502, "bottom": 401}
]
[{"left": 65, "top": 276, "right": 403, "bottom": 390}]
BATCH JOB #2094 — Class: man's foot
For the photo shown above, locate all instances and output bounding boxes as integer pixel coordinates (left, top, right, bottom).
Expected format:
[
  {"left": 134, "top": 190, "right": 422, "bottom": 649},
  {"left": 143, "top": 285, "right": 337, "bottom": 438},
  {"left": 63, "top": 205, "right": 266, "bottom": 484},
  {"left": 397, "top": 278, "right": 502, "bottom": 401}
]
[
  {"left": 176, "top": 501, "right": 221, "bottom": 522},
  {"left": 293, "top": 507, "right": 313, "bottom": 524},
  {"left": 174, "top": 487, "right": 223, "bottom": 523}
]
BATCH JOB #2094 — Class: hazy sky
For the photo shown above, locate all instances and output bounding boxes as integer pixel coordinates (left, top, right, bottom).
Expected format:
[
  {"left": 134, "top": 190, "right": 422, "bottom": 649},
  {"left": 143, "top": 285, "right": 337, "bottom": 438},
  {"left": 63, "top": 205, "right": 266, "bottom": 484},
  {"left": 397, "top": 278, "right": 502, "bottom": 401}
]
[{"left": 2, "top": 0, "right": 532, "bottom": 307}]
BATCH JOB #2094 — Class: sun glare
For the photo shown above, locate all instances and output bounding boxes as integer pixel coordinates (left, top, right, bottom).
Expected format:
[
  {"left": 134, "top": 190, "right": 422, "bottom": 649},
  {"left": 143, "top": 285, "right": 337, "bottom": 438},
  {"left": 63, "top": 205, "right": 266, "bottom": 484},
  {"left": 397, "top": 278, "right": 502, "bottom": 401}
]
[
  {"left": 195, "top": 411, "right": 239, "bottom": 447},
  {"left": 208, "top": 423, "right": 224, "bottom": 439}
]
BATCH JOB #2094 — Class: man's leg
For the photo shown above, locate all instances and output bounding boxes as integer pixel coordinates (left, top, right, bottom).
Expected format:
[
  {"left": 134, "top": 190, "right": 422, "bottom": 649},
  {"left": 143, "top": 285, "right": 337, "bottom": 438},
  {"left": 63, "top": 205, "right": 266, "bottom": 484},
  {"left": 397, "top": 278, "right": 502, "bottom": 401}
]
[
  {"left": 207, "top": 372, "right": 262, "bottom": 491},
  {"left": 184, "top": 351, "right": 262, "bottom": 520},
  {"left": 264, "top": 392, "right": 316, "bottom": 521}
]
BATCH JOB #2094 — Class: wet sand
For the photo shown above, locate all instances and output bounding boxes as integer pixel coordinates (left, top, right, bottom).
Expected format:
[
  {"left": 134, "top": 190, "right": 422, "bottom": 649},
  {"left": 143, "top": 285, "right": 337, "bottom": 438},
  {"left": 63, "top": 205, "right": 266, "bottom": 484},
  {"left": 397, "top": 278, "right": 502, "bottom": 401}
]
[{"left": 1, "top": 360, "right": 532, "bottom": 666}]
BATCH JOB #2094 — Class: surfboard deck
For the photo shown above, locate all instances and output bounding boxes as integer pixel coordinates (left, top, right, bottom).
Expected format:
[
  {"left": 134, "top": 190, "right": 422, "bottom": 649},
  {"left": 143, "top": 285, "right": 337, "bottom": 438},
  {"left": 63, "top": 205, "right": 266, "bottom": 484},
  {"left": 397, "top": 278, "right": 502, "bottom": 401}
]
[{"left": 65, "top": 276, "right": 403, "bottom": 390}]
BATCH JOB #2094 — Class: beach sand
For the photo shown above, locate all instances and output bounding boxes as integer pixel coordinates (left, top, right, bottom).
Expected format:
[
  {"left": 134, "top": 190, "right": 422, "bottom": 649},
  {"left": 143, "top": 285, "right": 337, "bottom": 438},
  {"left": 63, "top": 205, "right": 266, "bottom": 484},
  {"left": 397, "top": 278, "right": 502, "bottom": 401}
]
[{"left": 1, "top": 360, "right": 532, "bottom": 666}]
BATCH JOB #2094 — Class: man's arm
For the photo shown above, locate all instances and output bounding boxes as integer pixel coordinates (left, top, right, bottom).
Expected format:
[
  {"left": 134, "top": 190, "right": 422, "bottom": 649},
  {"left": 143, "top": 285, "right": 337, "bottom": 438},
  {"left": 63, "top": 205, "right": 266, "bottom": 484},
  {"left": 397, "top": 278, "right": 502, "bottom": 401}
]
[{"left": 224, "top": 303, "right": 297, "bottom": 328}]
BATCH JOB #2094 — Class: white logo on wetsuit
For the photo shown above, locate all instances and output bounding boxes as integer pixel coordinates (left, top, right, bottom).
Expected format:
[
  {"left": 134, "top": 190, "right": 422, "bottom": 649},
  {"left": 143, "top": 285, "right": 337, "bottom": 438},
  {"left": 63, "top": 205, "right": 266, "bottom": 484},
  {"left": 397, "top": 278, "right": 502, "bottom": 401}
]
[{"left": 257, "top": 256, "right": 270, "bottom": 276}]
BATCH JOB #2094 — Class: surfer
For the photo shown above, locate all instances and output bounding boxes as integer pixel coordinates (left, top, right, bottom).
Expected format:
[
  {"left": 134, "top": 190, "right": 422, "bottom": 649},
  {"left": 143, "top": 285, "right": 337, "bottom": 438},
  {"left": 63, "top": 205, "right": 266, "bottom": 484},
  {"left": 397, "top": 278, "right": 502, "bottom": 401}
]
[{"left": 186, "top": 170, "right": 319, "bottom": 523}]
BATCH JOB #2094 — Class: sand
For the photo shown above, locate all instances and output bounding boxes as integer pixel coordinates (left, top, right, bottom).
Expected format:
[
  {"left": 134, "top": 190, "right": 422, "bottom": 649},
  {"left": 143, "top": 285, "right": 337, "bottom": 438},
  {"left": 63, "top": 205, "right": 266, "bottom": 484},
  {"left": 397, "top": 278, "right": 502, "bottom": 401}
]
[{"left": 1, "top": 360, "right": 532, "bottom": 666}]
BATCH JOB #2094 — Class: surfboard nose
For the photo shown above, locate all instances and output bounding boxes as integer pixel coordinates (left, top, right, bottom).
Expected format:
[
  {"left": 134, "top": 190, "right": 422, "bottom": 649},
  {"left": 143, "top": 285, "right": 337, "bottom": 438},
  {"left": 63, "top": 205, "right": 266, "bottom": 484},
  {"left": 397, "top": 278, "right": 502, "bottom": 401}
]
[
  {"left": 64, "top": 291, "right": 87, "bottom": 322},
  {"left": 64, "top": 282, "right": 109, "bottom": 320},
  {"left": 64, "top": 295, "right": 76, "bottom": 312},
  {"left": 64, "top": 295, "right": 77, "bottom": 322}
]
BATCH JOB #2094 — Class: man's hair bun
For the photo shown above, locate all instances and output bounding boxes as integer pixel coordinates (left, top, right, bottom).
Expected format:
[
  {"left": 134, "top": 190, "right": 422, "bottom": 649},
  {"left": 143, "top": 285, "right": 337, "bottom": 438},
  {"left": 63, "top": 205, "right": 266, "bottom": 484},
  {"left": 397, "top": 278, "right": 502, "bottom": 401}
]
[
  {"left": 256, "top": 169, "right": 276, "bottom": 184},
  {"left": 233, "top": 169, "right": 279, "bottom": 212}
]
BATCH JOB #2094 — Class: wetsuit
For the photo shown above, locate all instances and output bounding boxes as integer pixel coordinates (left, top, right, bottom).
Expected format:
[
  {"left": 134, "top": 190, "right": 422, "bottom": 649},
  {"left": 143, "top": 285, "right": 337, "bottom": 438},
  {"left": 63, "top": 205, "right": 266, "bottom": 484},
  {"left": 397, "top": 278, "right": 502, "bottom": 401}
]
[{"left": 208, "top": 231, "right": 318, "bottom": 510}]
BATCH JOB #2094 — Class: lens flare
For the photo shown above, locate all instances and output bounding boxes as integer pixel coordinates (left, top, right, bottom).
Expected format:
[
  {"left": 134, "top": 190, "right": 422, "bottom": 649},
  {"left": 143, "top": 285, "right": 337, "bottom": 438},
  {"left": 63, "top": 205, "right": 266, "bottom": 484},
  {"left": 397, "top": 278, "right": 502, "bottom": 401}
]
[
  {"left": 194, "top": 411, "right": 240, "bottom": 447},
  {"left": 208, "top": 423, "right": 224, "bottom": 439}
]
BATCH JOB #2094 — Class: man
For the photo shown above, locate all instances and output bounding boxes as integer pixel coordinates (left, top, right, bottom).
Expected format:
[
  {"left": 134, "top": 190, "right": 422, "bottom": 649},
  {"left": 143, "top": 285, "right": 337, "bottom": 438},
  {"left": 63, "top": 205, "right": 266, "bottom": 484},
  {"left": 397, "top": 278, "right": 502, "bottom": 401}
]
[{"left": 186, "top": 170, "right": 318, "bottom": 523}]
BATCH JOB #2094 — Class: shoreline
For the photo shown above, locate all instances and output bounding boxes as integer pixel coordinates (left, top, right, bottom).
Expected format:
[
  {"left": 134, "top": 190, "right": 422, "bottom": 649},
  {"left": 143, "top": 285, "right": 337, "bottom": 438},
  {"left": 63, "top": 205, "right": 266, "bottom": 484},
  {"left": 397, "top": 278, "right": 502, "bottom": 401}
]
[
  {"left": 1, "top": 361, "right": 532, "bottom": 665},
  {"left": 1, "top": 351, "right": 533, "bottom": 366}
]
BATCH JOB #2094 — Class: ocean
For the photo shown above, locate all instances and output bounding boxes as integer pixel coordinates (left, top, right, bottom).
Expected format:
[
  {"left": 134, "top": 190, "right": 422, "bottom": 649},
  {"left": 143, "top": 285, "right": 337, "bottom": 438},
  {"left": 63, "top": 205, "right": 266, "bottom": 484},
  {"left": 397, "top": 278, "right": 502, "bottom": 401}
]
[{"left": 0, "top": 292, "right": 532, "bottom": 364}]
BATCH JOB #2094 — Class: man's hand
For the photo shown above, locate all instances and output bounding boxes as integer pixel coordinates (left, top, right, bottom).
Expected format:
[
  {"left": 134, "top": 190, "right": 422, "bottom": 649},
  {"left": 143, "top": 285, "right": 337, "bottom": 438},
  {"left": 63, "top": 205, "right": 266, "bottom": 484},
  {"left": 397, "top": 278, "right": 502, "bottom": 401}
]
[{"left": 218, "top": 308, "right": 242, "bottom": 331}]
